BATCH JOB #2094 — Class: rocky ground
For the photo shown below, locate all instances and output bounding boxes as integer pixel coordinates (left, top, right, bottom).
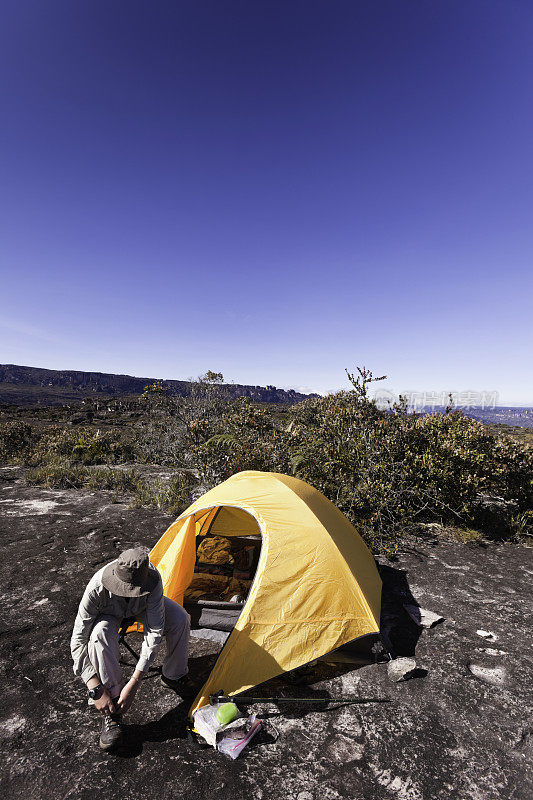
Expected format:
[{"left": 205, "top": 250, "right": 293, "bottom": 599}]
[{"left": 0, "top": 465, "right": 532, "bottom": 800}]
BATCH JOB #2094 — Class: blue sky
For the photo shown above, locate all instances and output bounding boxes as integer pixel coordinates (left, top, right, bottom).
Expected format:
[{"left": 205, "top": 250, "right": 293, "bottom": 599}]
[{"left": 1, "top": 1, "right": 532, "bottom": 402}]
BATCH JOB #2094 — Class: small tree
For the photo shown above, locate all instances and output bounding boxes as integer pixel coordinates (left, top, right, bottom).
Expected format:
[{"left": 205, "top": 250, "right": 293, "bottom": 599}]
[{"left": 345, "top": 366, "right": 387, "bottom": 402}]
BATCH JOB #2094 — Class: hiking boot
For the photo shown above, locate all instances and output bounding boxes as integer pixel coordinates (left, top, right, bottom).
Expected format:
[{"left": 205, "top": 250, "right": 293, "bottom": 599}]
[
  {"left": 160, "top": 672, "right": 198, "bottom": 700},
  {"left": 99, "top": 713, "right": 123, "bottom": 751}
]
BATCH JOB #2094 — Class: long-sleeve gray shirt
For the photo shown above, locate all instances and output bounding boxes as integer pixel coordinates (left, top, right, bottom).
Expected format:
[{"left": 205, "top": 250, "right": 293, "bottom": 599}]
[{"left": 70, "top": 561, "right": 164, "bottom": 684}]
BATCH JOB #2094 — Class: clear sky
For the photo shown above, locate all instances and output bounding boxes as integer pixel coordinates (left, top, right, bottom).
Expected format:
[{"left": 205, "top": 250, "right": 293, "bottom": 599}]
[{"left": 1, "top": 1, "right": 532, "bottom": 403}]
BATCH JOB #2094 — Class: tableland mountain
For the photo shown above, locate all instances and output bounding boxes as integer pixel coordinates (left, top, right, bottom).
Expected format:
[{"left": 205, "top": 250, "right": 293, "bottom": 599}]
[{"left": 0, "top": 364, "right": 316, "bottom": 406}]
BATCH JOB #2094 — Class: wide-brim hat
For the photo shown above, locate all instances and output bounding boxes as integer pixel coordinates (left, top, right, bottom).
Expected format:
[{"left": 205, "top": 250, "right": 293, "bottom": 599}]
[{"left": 102, "top": 547, "right": 159, "bottom": 598}]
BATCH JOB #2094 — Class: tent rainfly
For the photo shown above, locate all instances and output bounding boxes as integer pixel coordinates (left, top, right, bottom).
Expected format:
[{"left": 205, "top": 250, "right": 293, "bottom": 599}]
[{"left": 149, "top": 470, "right": 382, "bottom": 716}]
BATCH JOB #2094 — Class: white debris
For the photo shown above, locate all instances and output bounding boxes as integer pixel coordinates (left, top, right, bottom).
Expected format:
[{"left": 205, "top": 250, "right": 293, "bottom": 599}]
[
  {"left": 387, "top": 657, "right": 417, "bottom": 682},
  {"left": 29, "top": 598, "right": 49, "bottom": 610},
  {"left": 468, "top": 664, "right": 506, "bottom": 686},
  {"left": 476, "top": 630, "right": 497, "bottom": 640}
]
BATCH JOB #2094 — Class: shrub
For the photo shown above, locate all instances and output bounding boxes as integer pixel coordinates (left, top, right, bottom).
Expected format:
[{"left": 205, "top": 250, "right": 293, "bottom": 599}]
[
  {"left": 26, "top": 461, "right": 92, "bottom": 489},
  {"left": 197, "top": 369, "right": 533, "bottom": 552},
  {"left": 26, "top": 462, "right": 141, "bottom": 493},
  {"left": 198, "top": 398, "right": 290, "bottom": 483},
  {"left": 0, "top": 421, "right": 34, "bottom": 463},
  {"left": 28, "top": 427, "right": 135, "bottom": 466},
  {"left": 130, "top": 471, "right": 197, "bottom": 516},
  {"left": 286, "top": 395, "right": 533, "bottom": 551},
  {"left": 133, "top": 373, "right": 237, "bottom": 468}
]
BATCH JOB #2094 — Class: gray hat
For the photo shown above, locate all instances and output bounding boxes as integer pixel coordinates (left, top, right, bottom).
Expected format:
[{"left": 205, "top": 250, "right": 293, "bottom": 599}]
[{"left": 102, "top": 547, "right": 158, "bottom": 598}]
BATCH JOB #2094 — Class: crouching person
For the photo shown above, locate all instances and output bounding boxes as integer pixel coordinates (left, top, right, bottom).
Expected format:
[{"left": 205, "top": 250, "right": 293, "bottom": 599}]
[{"left": 70, "top": 547, "right": 193, "bottom": 751}]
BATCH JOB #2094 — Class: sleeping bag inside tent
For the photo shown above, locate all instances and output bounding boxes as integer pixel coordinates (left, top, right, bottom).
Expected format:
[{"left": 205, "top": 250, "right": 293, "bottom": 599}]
[{"left": 149, "top": 470, "right": 382, "bottom": 716}]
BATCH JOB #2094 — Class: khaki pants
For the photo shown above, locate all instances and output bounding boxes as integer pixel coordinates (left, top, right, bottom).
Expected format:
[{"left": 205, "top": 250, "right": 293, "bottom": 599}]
[{"left": 88, "top": 597, "right": 190, "bottom": 700}]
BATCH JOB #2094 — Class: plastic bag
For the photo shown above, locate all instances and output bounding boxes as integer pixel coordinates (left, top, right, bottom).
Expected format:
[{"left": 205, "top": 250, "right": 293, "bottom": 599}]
[
  {"left": 217, "top": 714, "right": 262, "bottom": 760},
  {"left": 192, "top": 703, "right": 246, "bottom": 748}
]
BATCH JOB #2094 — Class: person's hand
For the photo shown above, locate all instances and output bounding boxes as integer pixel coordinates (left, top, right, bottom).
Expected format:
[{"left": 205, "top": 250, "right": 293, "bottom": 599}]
[
  {"left": 94, "top": 689, "right": 117, "bottom": 715},
  {"left": 116, "top": 678, "right": 140, "bottom": 714}
]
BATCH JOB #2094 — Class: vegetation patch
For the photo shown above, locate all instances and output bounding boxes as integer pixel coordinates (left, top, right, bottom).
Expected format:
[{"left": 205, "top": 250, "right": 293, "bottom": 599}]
[
  {"left": 26, "top": 463, "right": 141, "bottom": 494},
  {"left": 3, "top": 368, "right": 532, "bottom": 553}
]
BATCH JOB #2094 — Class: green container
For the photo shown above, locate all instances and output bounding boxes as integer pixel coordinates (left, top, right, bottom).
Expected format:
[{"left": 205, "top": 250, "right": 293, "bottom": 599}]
[{"left": 216, "top": 702, "right": 238, "bottom": 725}]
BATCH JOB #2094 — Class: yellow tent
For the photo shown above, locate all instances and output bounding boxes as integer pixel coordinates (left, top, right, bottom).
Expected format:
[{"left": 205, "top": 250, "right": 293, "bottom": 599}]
[{"left": 149, "top": 470, "right": 382, "bottom": 716}]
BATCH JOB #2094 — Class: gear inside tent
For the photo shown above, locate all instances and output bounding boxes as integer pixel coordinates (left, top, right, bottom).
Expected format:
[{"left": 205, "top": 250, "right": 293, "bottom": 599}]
[{"left": 149, "top": 471, "right": 382, "bottom": 716}]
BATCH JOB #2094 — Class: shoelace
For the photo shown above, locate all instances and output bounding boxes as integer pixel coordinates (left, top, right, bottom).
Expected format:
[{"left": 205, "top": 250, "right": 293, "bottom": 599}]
[{"left": 103, "top": 715, "right": 121, "bottom": 732}]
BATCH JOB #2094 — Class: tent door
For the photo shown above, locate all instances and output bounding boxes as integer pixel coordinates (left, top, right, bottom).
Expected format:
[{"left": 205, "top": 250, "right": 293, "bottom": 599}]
[{"left": 184, "top": 528, "right": 261, "bottom": 632}]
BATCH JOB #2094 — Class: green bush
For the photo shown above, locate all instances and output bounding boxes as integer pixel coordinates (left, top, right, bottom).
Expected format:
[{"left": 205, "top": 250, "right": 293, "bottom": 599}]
[
  {"left": 27, "top": 426, "right": 135, "bottom": 466},
  {"left": 26, "top": 461, "right": 92, "bottom": 489},
  {"left": 197, "top": 370, "right": 533, "bottom": 552},
  {"left": 133, "top": 374, "right": 237, "bottom": 468},
  {"left": 131, "top": 471, "right": 196, "bottom": 516},
  {"left": 0, "top": 421, "right": 34, "bottom": 463},
  {"left": 26, "top": 462, "right": 140, "bottom": 493},
  {"left": 198, "top": 398, "right": 290, "bottom": 482}
]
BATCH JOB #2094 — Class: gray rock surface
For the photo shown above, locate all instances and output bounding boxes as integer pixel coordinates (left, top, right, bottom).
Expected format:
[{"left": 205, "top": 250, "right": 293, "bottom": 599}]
[{"left": 1, "top": 466, "right": 532, "bottom": 800}]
